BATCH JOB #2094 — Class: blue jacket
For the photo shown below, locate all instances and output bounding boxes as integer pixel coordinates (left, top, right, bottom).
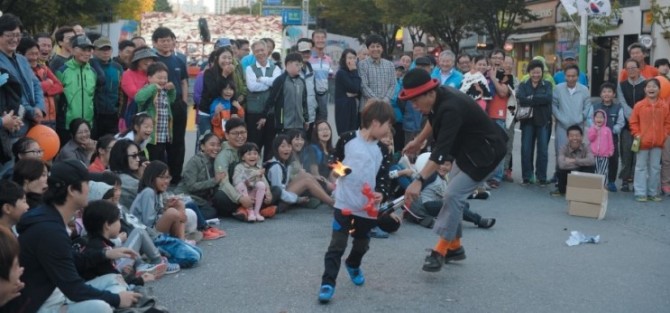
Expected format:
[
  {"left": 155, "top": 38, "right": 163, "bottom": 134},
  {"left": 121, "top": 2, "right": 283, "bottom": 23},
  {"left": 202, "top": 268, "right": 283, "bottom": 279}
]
[
  {"left": 90, "top": 58, "right": 123, "bottom": 115},
  {"left": 553, "top": 71, "right": 588, "bottom": 87},
  {"left": 391, "top": 78, "right": 423, "bottom": 132},
  {"left": 431, "top": 67, "right": 463, "bottom": 89},
  {"left": 0, "top": 51, "right": 45, "bottom": 128}
]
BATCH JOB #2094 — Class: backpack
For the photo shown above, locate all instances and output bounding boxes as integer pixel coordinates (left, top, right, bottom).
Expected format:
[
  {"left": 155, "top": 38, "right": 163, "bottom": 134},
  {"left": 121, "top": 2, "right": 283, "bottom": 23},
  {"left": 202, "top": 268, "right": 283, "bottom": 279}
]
[{"left": 264, "top": 160, "right": 288, "bottom": 186}]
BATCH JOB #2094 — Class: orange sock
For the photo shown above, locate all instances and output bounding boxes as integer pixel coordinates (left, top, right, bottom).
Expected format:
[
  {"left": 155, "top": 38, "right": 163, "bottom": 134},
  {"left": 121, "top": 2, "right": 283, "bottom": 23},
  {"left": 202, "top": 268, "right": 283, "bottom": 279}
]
[
  {"left": 449, "top": 238, "right": 462, "bottom": 250},
  {"left": 433, "top": 238, "right": 450, "bottom": 256}
]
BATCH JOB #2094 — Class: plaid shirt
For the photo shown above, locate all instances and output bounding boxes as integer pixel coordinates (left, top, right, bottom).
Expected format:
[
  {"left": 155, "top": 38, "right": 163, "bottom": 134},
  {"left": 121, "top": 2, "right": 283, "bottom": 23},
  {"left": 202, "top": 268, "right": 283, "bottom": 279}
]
[
  {"left": 358, "top": 57, "right": 396, "bottom": 106},
  {"left": 155, "top": 89, "right": 170, "bottom": 143}
]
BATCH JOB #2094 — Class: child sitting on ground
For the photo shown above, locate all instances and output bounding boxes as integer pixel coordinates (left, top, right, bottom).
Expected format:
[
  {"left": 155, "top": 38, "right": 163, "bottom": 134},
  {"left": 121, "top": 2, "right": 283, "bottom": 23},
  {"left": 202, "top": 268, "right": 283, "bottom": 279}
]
[
  {"left": 211, "top": 81, "right": 245, "bottom": 139},
  {"left": 232, "top": 143, "right": 272, "bottom": 222},
  {"left": 587, "top": 110, "right": 614, "bottom": 182},
  {"left": 402, "top": 157, "right": 496, "bottom": 229}
]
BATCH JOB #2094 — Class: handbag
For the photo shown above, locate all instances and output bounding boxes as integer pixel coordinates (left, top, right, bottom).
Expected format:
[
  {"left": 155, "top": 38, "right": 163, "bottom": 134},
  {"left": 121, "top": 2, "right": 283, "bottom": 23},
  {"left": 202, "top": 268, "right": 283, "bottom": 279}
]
[{"left": 515, "top": 105, "right": 533, "bottom": 121}]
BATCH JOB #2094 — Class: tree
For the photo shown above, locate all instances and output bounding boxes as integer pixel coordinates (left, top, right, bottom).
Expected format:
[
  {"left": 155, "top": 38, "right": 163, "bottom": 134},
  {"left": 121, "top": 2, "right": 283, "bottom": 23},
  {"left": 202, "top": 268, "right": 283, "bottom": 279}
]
[
  {"left": 115, "top": 0, "right": 155, "bottom": 21},
  {"left": 1, "top": 0, "right": 118, "bottom": 33},
  {"left": 375, "top": 0, "right": 426, "bottom": 44},
  {"left": 154, "top": 0, "right": 172, "bottom": 13},
  {"left": 470, "top": 0, "right": 537, "bottom": 49},
  {"left": 418, "top": 0, "right": 474, "bottom": 53}
]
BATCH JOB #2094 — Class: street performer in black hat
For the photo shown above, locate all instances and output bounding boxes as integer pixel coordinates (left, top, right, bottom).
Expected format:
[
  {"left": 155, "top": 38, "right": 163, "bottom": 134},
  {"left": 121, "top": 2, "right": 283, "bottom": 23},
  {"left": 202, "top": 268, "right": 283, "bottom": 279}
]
[{"left": 400, "top": 68, "right": 507, "bottom": 272}]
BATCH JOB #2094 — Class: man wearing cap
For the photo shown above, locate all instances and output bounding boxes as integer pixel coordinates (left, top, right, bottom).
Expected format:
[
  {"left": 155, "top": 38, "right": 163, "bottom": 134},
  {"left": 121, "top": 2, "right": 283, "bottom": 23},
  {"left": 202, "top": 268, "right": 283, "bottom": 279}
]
[
  {"left": 6, "top": 159, "right": 141, "bottom": 312},
  {"left": 400, "top": 68, "right": 507, "bottom": 272},
  {"left": 298, "top": 38, "right": 318, "bottom": 135},
  {"left": 55, "top": 34, "right": 98, "bottom": 143},
  {"left": 553, "top": 54, "right": 588, "bottom": 86},
  {"left": 90, "top": 37, "right": 124, "bottom": 138}
]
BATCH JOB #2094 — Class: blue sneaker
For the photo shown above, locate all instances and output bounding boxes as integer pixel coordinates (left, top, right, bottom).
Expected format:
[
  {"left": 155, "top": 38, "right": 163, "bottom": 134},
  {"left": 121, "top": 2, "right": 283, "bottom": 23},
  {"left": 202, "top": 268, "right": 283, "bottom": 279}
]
[
  {"left": 606, "top": 182, "right": 617, "bottom": 192},
  {"left": 318, "top": 284, "right": 334, "bottom": 303},
  {"left": 369, "top": 226, "right": 389, "bottom": 238},
  {"left": 345, "top": 264, "right": 365, "bottom": 285}
]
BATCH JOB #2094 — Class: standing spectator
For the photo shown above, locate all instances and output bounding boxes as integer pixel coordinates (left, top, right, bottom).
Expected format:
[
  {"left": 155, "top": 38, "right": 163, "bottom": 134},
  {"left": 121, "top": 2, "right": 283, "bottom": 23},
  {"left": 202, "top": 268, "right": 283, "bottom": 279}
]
[
  {"left": 357, "top": 46, "right": 368, "bottom": 62},
  {"left": 520, "top": 56, "right": 556, "bottom": 87},
  {"left": 517, "top": 60, "right": 553, "bottom": 185},
  {"left": 587, "top": 110, "right": 615, "bottom": 180},
  {"left": 91, "top": 37, "right": 123, "bottom": 138},
  {"left": 629, "top": 78, "right": 670, "bottom": 202},
  {"left": 6, "top": 159, "right": 141, "bottom": 313},
  {"left": 309, "top": 30, "right": 333, "bottom": 121},
  {"left": 113, "top": 40, "right": 135, "bottom": 71},
  {"left": 260, "top": 53, "right": 309, "bottom": 134},
  {"left": 135, "top": 62, "right": 175, "bottom": 164},
  {"left": 502, "top": 56, "right": 519, "bottom": 182},
  {"left": 0, "top": 14, "right": 45, "bottom": 136},
  {"left": 334, "top": 48, "right": 361, "bottom": 135},
  {"left": 49, "top": 26, "right": 75, "bottom": 73},
  {"left": 34, "top": 32, "right": 53, "bottom": 65},
  {"left": 152, "top": 27, "right": 188, "bottom": 185},
  {"left": 399, "top": 55, "right": 411, "bottom": 72},
  {"left": 550, "top": 125, "right": 596, "bottom": 196},
  {"left": 460, "top": 55, "right": 492, "bottom": 111},
  {"left": 553, "top": 54, "right": 589, "bottom": 86},
  {"left": 17, "top": 37, "right": 62, "bottom": 130},
  {"left": 235, "top": 39, "right": 250, "bottom": 60},
  {"left": 456, "top": 54, "right": 471, "bottom": 74},
  {"left": 358, "top": 34, "right": 395, "bottom": 108},
  {"left": 617, "top": 58, "right": 647, "bottom": 192},
  {"left": 199, "top": 47, "right": 239, "bottom": 137},
  {"left": 485, "top": 51, "right": 513, "bottom": 187},
  {"left": 551, "top": 64, "right": 591, "bottom": 183},
  {"left": 131, "top": 36, "right": 146, "bottom": 48},
  {"left": 297, "top": 39, "right": 319, "bottom": 136},
  {"left": 120, "top": 46, "right": 158, "bottom": 130},
  {"left": 55, "top": 35, "right": 97, "bottom": 143},
  {"left": 586, "top": 82, "right": 625, "bottom": 191},
  {"left": 411, "top": 42, "right": 427, "bottom": 64},
  {"left": 244, "top": 40, "right": 281, "bottom": 159},
  {"left": 619, "top": 43, "right": 659, "bottom": 81},
  {"left": 655, "top": 58, "right": 670, "bottom": 81},
  {"left": 241, "top": 37, "right": 276, "bottom": 71},
  {"left": 432, "top": 50, "right": 463, "bottom": 89}
]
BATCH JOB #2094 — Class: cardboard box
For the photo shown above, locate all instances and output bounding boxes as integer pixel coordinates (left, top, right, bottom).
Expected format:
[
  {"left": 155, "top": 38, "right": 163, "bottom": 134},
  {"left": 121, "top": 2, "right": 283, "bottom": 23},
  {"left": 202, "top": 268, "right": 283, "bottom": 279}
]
[
  {"left": 566, "top": 187, "right": 608, "bottom": 204},
  {"left": 567, "top": 172, "right": 605, "bottom": 189},
  {"left": 569, "top": 200, "right": 607, "bottom": 220}
]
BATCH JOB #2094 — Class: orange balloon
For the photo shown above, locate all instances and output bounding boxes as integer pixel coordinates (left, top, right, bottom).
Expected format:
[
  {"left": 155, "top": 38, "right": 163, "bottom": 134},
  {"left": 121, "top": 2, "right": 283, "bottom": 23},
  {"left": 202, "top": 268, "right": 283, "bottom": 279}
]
[
  {"left": 656, "top": 76, "right": 670, "bottom": 100},
  {"left": 26, "top": 125, "right": 60, "bottom": 161}
]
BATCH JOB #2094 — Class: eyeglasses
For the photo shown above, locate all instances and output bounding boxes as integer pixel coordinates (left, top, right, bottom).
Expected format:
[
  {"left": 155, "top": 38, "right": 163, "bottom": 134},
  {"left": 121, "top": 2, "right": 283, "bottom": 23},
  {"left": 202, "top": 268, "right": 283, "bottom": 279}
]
[
  {"left": 127, "top": 153, "right": 141, "bottom": 159},
  {"left": 228, "top": 130, "right": 247, "bottom": 137},
  {"left": 23, "top": 149, "right": 44, "bottom": 155},
  {"left": 626, "top": 66, "right": 638, "bottom": 70},
  {"left": 2, "top": 32, "right": 21, "bottom": 39},
  {"left": 159, "top": 174, "right": 172, "bottom": 180}
]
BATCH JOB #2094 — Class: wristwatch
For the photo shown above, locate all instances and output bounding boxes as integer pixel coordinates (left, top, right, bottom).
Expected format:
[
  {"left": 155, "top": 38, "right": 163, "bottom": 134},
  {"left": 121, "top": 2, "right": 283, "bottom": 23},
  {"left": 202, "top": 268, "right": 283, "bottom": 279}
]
[{"left": 412, "top": 172, "right": 425, "bottom": 184}]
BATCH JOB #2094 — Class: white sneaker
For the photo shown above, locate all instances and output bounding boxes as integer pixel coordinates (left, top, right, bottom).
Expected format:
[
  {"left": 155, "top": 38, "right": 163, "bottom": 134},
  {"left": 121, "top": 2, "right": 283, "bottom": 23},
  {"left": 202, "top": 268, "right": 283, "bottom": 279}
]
[{"left": 136, "top": 262, "right": 167, "bottom": 279}]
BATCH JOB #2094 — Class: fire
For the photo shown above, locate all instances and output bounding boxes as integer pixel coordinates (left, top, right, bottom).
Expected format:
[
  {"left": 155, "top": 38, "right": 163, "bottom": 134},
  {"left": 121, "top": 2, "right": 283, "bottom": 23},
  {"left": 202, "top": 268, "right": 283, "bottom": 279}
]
[{"left": 330, "top": 161, "right": 352, "bottom": 177}]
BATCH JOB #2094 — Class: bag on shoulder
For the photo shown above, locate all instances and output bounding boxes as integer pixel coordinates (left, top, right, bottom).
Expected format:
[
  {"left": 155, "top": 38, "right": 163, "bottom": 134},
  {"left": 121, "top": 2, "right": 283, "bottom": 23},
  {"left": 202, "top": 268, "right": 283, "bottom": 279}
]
[{"left": 515, "top": 106, "right": 533, "bottom": 121}]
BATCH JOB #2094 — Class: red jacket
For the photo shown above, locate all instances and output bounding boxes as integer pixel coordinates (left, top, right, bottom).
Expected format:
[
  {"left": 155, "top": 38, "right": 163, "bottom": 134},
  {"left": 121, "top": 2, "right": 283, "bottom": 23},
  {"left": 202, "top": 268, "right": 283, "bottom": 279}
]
[
  {"left": 32, "top": 64, "right": 63, "bottom": 122},
  {"left": 629, "top": 98, "right": 670, "bottom": 150}
]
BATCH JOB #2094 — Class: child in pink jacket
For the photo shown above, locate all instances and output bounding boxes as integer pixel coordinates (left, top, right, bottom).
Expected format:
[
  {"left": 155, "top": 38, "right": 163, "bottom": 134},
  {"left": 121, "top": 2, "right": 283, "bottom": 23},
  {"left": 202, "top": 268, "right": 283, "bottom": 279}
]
[{"left": 588, "top": 109, "right": 615, "bottom": 181}]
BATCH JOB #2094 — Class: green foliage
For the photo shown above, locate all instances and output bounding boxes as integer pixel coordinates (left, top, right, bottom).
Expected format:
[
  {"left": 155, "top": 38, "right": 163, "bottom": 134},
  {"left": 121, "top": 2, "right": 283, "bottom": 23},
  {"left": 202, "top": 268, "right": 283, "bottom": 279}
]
[
  {"left": 470, "top": 0, "right": 537, "bottom": 49},
  {"left": 154, "top": 0, "right": 173, "bottom": 13},
  {"left": 0, "top": 0, "right": 118, "bottom": 34},
  {"left": 650, "top": 0, "right": 670, "bottom": 36}
]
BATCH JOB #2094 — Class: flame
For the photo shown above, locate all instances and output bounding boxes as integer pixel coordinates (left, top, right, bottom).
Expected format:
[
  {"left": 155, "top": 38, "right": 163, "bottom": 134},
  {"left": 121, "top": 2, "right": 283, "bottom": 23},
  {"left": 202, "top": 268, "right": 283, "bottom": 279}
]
[{"left": 330, "top": 161, "right": 351, "bottom": 177}]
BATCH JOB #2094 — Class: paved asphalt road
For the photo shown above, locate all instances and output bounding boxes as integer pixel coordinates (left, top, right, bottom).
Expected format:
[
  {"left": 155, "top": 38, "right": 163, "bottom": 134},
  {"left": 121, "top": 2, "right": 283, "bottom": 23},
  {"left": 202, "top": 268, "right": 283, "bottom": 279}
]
[{"left": 153, "top": 104, "right": 670, "bottom": 313}]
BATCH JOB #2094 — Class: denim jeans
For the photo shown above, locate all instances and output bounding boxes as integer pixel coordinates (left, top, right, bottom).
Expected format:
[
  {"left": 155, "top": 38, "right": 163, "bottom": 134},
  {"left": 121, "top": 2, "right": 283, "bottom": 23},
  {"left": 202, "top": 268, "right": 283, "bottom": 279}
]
[
  {"left": 491, "top": 119, "right": 506, "bottom": 182},
  {"left": 634, "top": 148, "right": 662, "bottom": 197},
  {"left": 37, "top": 274, "right": 126, "bottom": 313},
  {"left": 390, "top": 164, "right": 413, "bottom": 191},
  {"left": 520, "top": 121, "right": 550, "bottom": 182}
]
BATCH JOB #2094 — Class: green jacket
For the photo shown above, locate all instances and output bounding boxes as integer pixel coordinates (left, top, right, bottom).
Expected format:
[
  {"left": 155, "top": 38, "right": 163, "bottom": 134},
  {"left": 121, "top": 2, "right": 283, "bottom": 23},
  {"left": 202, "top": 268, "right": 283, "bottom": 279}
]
[
  {"left": 56, "top": 59, "right": 97, "bottom": 129},
  {"left": 233, "top": 58, "right": 248, "bottom": 101},
  {"left": 135, "top": 84, "right": 176, "bottom": 145},
  {"left": 213, "top": 141, "right": 241, "bottom": 202},
  {"left": 177, "top": 152, "right": 218, "bottom": 207}
]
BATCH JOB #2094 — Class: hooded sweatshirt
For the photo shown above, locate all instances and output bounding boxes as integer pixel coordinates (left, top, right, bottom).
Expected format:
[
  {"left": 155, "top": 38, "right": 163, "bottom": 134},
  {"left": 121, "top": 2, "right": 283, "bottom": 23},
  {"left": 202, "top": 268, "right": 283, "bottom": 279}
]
[
  {"left": 629, "top": 97, "right": 670, "bottom": 150},
  {"left": 587, "top": 110, "right": 615, "bottom": 157},
  {"left": 7, "top": 204, "right": 120, "bottom": 312}
]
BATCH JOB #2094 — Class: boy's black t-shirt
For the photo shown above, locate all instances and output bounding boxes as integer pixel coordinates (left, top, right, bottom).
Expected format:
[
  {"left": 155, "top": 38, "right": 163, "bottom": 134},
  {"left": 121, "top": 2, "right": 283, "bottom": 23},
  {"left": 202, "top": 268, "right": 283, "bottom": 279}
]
[{"left": 156, "top": 52, "right": 188, "bottom": 100}]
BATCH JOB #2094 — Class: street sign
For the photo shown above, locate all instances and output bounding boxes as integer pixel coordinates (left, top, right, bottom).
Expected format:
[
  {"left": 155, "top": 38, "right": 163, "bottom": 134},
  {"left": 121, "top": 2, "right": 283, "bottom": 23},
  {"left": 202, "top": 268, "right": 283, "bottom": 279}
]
[
  {"left": 264, "top": 0, "right": 281, "bottom": 5},
  {"left": 282, "top": 9, "right": 302, "bottom": 26},
  {"left": 262, "top": 8, "right": 283, "bottom": 16}
]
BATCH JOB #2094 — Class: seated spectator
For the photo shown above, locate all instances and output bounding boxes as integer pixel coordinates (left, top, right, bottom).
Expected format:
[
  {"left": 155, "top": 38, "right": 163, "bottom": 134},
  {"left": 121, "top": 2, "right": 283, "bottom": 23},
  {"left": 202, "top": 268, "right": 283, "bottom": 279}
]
[
  {"left": 56, "top": 118, "right": 96, "bottom": 166},
  {"left": 0, "top": 225, "right": 24, "bottom": 308},
  {"left": 11, "top": 137, "right": 44, "bottom": 161},
  {"left": 233, "top": 143, "right": 273, "bottom": 222},
  {"left": 11, "top": 158, "right": 48, "bottom": 209},
  {"left": 130, "top": 161, "right": 198, "bottom": 242},
  {"left": 266, "top": 134, "right": 334, "bottom": 213},
  {"left": 550, "top": 125, "right": 596, "bottom": 196},
  {"left": 302, "top": 120, "right": 335, "bottom": 181},
  {"left": 109, "top": 139, "right": 148, "bottom": 208},
  {"left": 6, "top": 159, "right": 141, "bottom": 312},
  {"left": 89, "top": 135, "right": 117, "bottom": 173},
  {"left": 403, "top": 158, "right": 496, "bottom": 229},
  {"left": 0, "top": 179, "right": 28, "bottom": 230}
]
